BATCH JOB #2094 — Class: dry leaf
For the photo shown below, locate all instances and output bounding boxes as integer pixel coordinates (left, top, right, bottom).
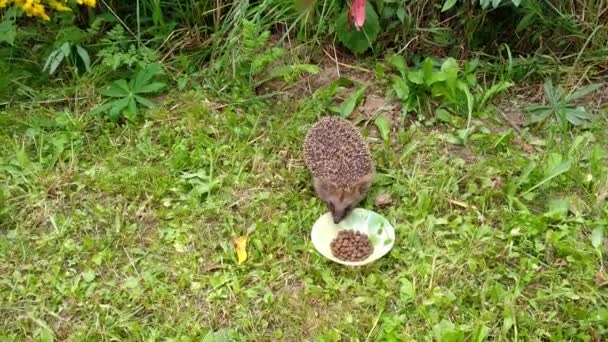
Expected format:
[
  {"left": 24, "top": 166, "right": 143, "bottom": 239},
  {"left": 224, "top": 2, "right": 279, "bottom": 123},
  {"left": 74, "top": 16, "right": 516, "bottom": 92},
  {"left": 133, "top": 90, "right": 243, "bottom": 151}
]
[
  {"left": 593, "top": 271, "right": 607, "bottom": 287},
  {"left": 235, "top": 236, "right": 247, "bottom": 264},
  {"left": 375, "top": 193, "right": 393, "bottom": 207}
]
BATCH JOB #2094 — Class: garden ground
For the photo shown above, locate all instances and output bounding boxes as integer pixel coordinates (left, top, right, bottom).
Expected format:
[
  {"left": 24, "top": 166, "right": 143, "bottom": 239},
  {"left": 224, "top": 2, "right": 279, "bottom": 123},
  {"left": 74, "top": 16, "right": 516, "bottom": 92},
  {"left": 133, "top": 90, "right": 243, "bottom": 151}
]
[{"left": 1, "top": 54, "right": 608, "bottom": 340}]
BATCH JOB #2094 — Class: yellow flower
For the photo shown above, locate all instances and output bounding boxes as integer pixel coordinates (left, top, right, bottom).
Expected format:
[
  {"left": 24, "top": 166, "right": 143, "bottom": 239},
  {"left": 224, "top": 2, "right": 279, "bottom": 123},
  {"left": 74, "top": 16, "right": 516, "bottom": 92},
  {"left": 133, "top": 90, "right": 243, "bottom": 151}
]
[
  {"left": 0, "top": 0, "right": 12, "bottom": 9},
  {"left": 76, "top": 0, "right": 96, "bottom": 7},
  {"left": 7, "top": 0, "right": 95, "bottom": 21},
  {"left": 48, "top": 0, "right": 71, "bottom": 11},
  {"left": 17, "top": 0, "right": 49, "bottom": 20},
  {"left": 32, "top": 3, "right": 50, "bottom": 20}
]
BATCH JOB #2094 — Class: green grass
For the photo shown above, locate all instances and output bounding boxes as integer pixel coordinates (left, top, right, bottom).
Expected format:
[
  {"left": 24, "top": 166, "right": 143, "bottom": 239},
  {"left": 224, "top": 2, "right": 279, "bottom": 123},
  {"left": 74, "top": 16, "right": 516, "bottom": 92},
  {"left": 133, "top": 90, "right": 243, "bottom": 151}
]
[
  {"left": 1, "top": 66, "right": 607, "bottom": 340},
  {"left": 2, "top": 0, "right": 608, "bottom": 339}
]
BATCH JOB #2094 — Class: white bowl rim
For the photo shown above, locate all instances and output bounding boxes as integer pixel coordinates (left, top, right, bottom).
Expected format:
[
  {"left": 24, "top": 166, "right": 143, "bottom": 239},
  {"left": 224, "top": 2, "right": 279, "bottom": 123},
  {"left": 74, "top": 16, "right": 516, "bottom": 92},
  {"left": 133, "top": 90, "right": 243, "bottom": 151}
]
[{"left": 311, "top": 208, "right": 395, "bottom": 266}]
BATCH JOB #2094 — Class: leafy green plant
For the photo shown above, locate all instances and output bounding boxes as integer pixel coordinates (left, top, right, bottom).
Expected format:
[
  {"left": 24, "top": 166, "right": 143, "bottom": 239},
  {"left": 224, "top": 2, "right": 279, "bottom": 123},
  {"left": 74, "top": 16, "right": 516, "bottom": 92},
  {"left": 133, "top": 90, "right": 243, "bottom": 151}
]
[
  {"left": 97, "top": 25, "right": 159, "bottom": 71},
  {"left": 332, "top": 83, "right": 366, "bottom": 118},
  {"left": 525, "top": 79, "right": 602, "bottom": 128},
  {"left": 506, "top": 152, "right": 574, "bottom": 210},
  {"left": 442, "top": 0, "right": 521, "bottom": 12},
  {"left": 0, "top": 16, "right": 17, "bottom": 46},
  {"left": 386, "top": 55, "right": 512, "bottom": 145},
  {"left": 336, "top": 2, "right": 380, "bottom": 54},
  {"left": 214, "top": 20, "right": 319, "bottom": 94},
  {"left": 92, "top": 64, "right": 166, "bottom": 121},
  {"left": 43, "top": 42, "right": 91, "bottom": 75},
  {"left": 387, "top": 55, "right": 511, "bottom": 120},
  {"left": 387, "top": 55, "right": 470, "bottom": 116}
]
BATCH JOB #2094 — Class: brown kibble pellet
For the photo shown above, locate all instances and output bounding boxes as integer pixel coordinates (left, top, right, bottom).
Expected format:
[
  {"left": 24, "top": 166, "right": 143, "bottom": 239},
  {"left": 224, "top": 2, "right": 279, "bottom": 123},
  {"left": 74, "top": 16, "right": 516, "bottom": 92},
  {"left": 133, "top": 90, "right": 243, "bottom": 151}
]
[{"left": 330, "top": 230, "right": 374, "bottom": 262}]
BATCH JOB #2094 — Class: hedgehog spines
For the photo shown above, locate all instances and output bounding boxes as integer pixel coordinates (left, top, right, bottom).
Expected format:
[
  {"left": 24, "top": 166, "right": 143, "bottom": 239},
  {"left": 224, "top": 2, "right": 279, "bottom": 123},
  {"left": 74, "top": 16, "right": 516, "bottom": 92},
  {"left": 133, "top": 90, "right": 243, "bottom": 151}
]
[{"left": 304, "top": 116, "right": 374, "bottom": 189}]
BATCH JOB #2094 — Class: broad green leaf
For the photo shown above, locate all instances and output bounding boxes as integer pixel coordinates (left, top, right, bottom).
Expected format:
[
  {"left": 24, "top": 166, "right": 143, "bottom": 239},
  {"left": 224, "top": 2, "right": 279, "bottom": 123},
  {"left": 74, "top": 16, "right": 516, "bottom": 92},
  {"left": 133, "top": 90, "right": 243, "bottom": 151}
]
[
  {"left": 336, "top": 2, "right": 380, "bottom": 54},
  {"left": 90, "top": 101, "right": 116, "bottom": 115},
  {"left": 125, "top": 276, "right": 139, "bottom": 288},
  {"left": 422, "top": 58, "right": 433, "bottom": 84},
  {"left": 528, "top": 108, "right": 553, "bottom": 124},
  {"left": 427, "top": 72, "right": 447, "bottom": 87},
  {"left": 479, "top": 81, "right": 513, "bottom": 108},
  {"left": 515, "top": 160, "right": 536, "bottom": 189},
  {"left": 133, "top": 63, "right": 162, "bottom": 90},
  {"left": 374, "top": 114, "right": 391, "bottom": 142},
  {"left": 407, "top": 70, "right": 424, "bottom": 84},
  {"left": 523, "top": 155, "right": 572, "bottom": 194},
  {"left": 441, "top": 58, "right": 459, "bottom": 92},
  {"left": 391, "top": 76, "right": 409, "bottom": 100},
  {"left": 511, "top": 0, "right": 521, "bottom": 5},
  {"left": 82, "top": 270, "right": 96, "bottom": 282},
  {"left": 35, "top": 328, "right": 54, "bottom": 342},
  {"left": 0, "top": 19, "right": 17, "bottom": 45},
  {"left": 464, "top": 58, "right": 480, "bottom": 75},
  {"left": 108, "top": 96, "right": 132, "bottom": 121},
  {"left": 134, "top": 95, "right": 156, "bottom": 108},
  {"left": 566, "top": 83, "right": 603, "bottom": 102},
  {"left": 396, "top": 6, "right": 406, "bottom": 22},
  {"left": 203, "top": 329, "right": 231, "bottom": 342},
  {"left": 127, "top": 97, "right": 137, "bottom": 115},
  {"left": 544, "top": 198, "right": 569, "bottom": 220},
  {"left": 59, "top": 42, "right": 71, "bottom": 56},
  {"left": 433, "top": 320, "right": 465, "bottom": 342},
  {"left": 75, "top": 45, "right": 91, "bottom": 72},
  {"left": 566, "top": 107, "right": 592, "bottom": 126},
  {"left": 472, "top": 324, "right": 491, "bottom": 342},
  {"left": 445, "top": 133, "right": 464, "bottom": 145},
  {"left": 43, "top": 49, "right": 62, "bottom": 74},
  {"left": 136, "top": 82, "right": 166, "bottom": 94},
  {"left": 399, "top": 278, "right": 414, "bottom": 303},
  {"left": 422, "top": 58, "right": 442, "bottom": 86},
  {"left": 177, "top": 76, "right": 188, "bottom": 91},
  {"left": 387, "top": 54, "right": 407, "bottom": 77},
  {"left": 435, "top": 108, "right": 453, "bottom": 123},
  {"left": 492, "top": 0, "right": 502, "bottom": 8},
  {"left": 457, "top": 81, "right": 474, "bottom": 118},
  {"left": 339, "top": 85, "right": 366, "bottom": 118},
  {"left": 591, "top": 227, "right": 604, "bottom": 249},
  {"left": 111, "top": 96, "right": 132, "bottom": 111},
  {"left": 442, "top": 0, "right": 458, "bottom": 12},
  {"left": 109, "top": 106, "right": 123, "bottom": 121},
  {"left": 48, "top": 46, "right": 70, "bottom": 75},
  {"left": 543, "top": 79, "right": 555, "bottom": 102},
  {"left": 525, "top": 104, "right": 550, "bottom": 112},
  {"left": 99, "top": 80, "right": 131, "bottom": 97}
]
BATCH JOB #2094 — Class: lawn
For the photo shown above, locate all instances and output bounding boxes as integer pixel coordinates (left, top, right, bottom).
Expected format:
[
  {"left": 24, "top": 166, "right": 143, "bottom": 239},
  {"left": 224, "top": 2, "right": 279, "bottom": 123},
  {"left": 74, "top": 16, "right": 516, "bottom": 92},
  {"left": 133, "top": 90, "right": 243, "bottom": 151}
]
[
  {"left": 1, "top": 0, "right": 608, "bottom": 340},
  {"left": 2, "top": 56, "right": 607, "bottom": 340}
]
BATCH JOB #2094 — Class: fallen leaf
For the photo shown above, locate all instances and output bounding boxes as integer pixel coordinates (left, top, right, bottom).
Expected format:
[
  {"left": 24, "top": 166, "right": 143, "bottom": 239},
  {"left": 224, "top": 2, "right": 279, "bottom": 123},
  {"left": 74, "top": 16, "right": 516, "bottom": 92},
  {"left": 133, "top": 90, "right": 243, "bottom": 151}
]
[
  {"left": 593, "top": 271, "right": 607, "bottom": 287},
  {"left": 235, "top": 236, "right": 247, "bottom": 264},
  {"left": 492, "top": 176, "right": 504, "bottom": 189},
  {"left": 375, "top": 193, "right": 393, "bottom": 207},
  {"left": 521, "top": 143, "right": 534, "bottom": 153}
]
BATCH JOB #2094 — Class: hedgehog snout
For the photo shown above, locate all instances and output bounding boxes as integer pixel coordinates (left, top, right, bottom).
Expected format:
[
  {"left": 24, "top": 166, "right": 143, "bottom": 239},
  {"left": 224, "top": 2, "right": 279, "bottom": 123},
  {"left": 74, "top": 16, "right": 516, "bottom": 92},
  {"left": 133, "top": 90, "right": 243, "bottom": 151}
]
[
  {"left": 332, "top": 211, "right": 345, "bottom": 224},
  {"left": 330, "top": 204, "right": 352, "bottom": 224}
]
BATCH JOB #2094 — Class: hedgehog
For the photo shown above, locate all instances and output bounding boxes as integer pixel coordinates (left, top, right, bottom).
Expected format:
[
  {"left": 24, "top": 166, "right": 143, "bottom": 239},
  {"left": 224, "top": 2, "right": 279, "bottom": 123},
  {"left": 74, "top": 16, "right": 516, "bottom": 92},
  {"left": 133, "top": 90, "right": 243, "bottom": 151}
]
[{"left": 304, "top": 116, "right": 375, "bottom": 224}]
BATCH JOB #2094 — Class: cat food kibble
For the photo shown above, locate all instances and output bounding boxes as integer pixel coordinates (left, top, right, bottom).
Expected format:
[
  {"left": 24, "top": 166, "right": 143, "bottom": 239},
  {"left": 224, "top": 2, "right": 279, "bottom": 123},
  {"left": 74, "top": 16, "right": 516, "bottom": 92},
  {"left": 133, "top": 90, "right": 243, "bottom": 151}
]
[{"left": 330, "top": 230, "right": 373, "bottom": 262}]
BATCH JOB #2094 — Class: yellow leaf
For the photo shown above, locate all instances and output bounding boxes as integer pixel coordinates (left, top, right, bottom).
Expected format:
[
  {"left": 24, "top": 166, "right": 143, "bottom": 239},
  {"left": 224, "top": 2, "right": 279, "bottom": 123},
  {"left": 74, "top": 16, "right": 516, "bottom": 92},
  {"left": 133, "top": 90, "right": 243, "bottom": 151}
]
[{"left": 234, "top": 236, "right": 247, "bottom": 264}]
